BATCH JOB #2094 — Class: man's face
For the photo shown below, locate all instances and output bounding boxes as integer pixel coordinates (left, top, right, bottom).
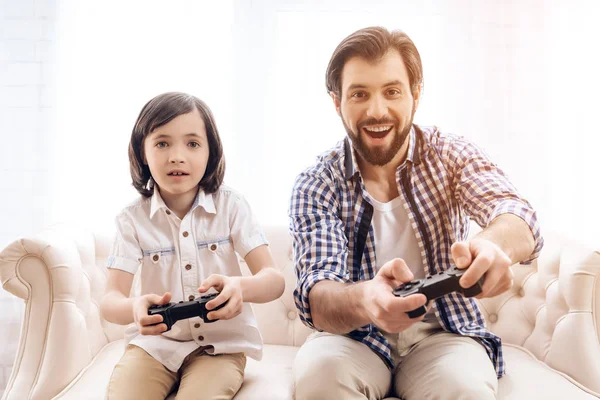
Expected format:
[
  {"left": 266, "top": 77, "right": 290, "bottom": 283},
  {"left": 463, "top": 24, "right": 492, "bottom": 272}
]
[
  {"left": 143, "top": 108, "right": 210, "bottom": 205},
  {"left": 333, "top": 50, "right": 420, "bottom": 166}
]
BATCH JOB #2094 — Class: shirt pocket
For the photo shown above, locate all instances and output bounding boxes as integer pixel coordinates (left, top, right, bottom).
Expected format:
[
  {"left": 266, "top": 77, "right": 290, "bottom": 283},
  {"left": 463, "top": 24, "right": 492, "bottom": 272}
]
[
  {"left": 197, "top": 236, "right": 233, "bottom": 256},
  {"left": 143, "top": 247, "right": 176, "bottom": 268}
]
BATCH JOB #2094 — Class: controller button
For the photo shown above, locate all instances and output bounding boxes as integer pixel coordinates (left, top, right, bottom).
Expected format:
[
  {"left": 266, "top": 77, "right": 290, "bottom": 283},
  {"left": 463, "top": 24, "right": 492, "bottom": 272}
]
[
  {"left": 194, "top": 323, "right": 200, "bottom": 328},
  {"left": 287, "top": 311, "right": 297, "bottom": 320},
  {"left": 152, "top": 254, "right": 159, "bottom": 262},
  {"left": 488, "top": 313, "right": 498, "bottom": 323},
  {"left": 198, "top": 336, "right": 204, "bottom": 341},
  {"left": 188, "top": 295, "right": 195, "bottom": 301},
  {"left": 185, "top": 264, "right": 192, "bottom": 270},
  {"left": 166, "top": 210, "right": 171, "bottom": 215},
  {"left": 183, "top": 231, "right": 189, "bottom": 238},
  {"left": 210, "top": 243, "right": 217, "bottom": 251}
]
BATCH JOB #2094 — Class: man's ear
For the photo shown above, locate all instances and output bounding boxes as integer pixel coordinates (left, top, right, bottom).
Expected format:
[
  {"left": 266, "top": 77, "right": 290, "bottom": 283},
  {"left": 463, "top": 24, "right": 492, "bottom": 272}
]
[
  {"left": 412, "top": 84, "right": 422, "bottom": 113},
  {"left": 330, "top": 91, "right": 342, "bottom": 117}
]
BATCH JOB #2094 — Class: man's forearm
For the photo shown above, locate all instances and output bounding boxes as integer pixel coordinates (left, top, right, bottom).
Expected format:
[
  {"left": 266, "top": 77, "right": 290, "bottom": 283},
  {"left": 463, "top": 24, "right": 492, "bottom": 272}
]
[
  {"left": 476, "top": 213, "right": 535, "bottom": 264},
  {"left": 309, "top": 280, "right": 371, "bottom": 334}
]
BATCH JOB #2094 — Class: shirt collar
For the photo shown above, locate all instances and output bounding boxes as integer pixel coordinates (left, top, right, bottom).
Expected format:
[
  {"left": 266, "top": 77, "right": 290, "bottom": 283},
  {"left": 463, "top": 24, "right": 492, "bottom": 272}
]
[
  {"left": 343, "top": 125, "right": 420, "bottom": 181},
  {"left": 149, "top": 186, "right": 216, "bottom": 219}
]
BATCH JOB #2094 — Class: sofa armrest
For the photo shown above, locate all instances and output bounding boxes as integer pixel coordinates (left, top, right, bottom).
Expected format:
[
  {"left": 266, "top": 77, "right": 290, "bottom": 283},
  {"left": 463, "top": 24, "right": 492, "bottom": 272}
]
[
  {"left": 0, "top": 225, "right": 110, "bottom": 400},
  {"left": 478, "top": 232, "right": 600, "bottom": 394}
]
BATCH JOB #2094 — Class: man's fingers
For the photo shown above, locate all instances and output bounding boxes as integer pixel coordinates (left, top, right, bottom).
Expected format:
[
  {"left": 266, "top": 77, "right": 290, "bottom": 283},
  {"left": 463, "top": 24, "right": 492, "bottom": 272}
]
[
  {"left": 458, "top": 246, "right": 494, "bottom": 288},
  {"left": 451, "top": 242, "right": 472, "bottom": 269},
  {"left": 379, "top": 258, "right": 414, "bottom": 287}
]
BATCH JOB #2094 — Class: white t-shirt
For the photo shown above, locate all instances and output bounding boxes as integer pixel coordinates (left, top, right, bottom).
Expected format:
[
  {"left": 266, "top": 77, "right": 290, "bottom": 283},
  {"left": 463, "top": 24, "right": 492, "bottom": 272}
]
[
  {"left": 367, "top": 193, "right": 425, "bottom": 279},
  {"left": 107, "top": 185, "right": 267, "bottom": 372}
]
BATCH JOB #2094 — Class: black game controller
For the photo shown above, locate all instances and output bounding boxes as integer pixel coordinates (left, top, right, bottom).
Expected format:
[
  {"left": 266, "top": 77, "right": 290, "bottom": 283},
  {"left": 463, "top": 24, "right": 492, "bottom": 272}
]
[
  {"left": 393, "top": 266, "right": 484, "bottom": 318},
  {"left": 148, "top": 293, "right": 226, "bottom": 331}
]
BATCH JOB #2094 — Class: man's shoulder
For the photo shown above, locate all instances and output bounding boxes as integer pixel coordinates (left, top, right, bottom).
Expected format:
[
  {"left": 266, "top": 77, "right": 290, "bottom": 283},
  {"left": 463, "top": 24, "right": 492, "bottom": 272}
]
[
  {"left": 416, "top": 124, "right": 477, "bottom": 161},
  {"left": 294, "top": 139, "right": 346, "bottom": 187}
]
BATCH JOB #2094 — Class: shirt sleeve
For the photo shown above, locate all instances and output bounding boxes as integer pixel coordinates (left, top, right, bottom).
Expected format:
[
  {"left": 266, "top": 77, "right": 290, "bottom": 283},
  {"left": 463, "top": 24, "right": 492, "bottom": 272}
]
[
  {"left": 228, "top": 193, "right": 269, "bottom": 258},
  {"left": 106, "top": 212, "right": 143, "bottom": 274},
  {"left": 451, "top": 137, "right": 544, "bottom": 264},
  {"left": 288, "top": 169, "right": 352, "bottom": 330}
]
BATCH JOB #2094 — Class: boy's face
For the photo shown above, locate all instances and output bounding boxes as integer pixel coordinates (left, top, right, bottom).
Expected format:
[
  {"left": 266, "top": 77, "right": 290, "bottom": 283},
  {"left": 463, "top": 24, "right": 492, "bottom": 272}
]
[{"left": 143, "top": 108, "right": 210, "bottom": 205}]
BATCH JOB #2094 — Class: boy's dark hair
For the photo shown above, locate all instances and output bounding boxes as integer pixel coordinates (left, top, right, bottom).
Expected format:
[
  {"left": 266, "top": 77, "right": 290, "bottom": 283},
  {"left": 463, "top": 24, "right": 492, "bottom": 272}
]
[
  {"left": 128, "top": 92, "right": 225, "bottom": 197},
  {"left": 326, "top": 26, "right": 423, "bottom": 98}
]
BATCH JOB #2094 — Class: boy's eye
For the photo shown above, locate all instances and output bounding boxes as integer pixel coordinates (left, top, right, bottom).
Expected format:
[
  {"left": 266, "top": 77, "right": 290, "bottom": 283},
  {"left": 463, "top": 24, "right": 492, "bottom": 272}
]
[
  {"left": 188, "top": 142, "right": 200, "bottom": 148},
  {"left": 156, "top": 142, "right": 168, "bottom": 148}
]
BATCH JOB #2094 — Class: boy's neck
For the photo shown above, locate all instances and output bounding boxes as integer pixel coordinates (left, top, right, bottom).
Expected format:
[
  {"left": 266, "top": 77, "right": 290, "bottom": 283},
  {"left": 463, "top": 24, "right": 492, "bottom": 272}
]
[{"left": 159, "top": 186, "right": 199, "bottom": 220}]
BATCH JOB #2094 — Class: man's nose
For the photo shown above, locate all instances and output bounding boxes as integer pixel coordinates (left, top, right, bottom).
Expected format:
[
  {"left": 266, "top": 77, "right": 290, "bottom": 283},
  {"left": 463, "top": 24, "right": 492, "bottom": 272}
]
[{"left": 366, "top": 95, "right": 387, "bottom": 120}]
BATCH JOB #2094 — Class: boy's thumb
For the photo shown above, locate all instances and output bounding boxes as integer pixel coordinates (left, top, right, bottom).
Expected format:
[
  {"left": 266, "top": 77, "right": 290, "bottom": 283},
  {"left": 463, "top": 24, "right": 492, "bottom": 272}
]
[{"left": 160, "top": 292, "right": 172, "bottom": 304}]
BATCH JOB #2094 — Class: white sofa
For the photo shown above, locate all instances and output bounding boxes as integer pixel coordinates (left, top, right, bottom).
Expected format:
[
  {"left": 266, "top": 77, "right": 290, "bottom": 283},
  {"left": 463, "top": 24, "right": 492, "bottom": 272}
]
[{"left": 0, "top": 224, "right": 599, "bottom": 400}]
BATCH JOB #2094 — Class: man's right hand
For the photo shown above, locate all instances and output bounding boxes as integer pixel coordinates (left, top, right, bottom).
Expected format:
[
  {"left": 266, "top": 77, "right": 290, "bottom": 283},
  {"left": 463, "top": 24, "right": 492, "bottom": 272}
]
[
  {"left": 132, "top": 292, "right": 172, "bottom": 335},
  {"left": 362, "top": 258, "right": 428, "bottom": 333}
]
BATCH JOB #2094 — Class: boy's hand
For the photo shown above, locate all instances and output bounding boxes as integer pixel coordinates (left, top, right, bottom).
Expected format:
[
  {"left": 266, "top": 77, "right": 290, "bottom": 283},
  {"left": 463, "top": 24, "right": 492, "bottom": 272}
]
[
  {"left": 132, "top": 292, "right": 172, "bottom": 335},
  {"left": 198, "top": 275, "right": 243, "bottom": 321}
]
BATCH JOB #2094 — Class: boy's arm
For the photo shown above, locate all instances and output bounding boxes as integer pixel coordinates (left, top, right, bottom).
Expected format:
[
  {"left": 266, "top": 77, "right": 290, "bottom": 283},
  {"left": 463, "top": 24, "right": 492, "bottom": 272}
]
[
  {"left": 238, "top": 244, "right": 285, "bottom": 303},
  {"left": 100, "top": 268, "right": 136, "bottom": 324}
]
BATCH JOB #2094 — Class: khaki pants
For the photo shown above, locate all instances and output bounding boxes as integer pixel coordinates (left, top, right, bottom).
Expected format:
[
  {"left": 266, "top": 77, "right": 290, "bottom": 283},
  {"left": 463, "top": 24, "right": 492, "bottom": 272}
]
[
  {"left": 294, "top": 320, "right": 498, "bottom": 400},
  {"left": 107, "top": 344, "right": 246, "bottom": 400}
]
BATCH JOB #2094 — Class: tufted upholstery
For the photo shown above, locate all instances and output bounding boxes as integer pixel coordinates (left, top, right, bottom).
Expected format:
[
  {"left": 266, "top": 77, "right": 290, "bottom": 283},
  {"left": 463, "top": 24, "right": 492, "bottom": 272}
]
[{"left": 0, "top": 224, "right": 599, "bottom": 399}]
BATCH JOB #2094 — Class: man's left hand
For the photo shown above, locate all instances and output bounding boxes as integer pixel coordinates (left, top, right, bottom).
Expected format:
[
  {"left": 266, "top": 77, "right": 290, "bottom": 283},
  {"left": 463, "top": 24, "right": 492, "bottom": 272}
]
[{"left": 451, "top": 238, "right": 514, "bottom": 298}]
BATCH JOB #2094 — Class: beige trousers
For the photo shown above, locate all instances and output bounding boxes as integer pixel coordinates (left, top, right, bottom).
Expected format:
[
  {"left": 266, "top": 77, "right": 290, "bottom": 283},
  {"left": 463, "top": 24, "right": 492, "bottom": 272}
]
[
  {"left": 294, "top": 320, "right": 498, "bottom": 400},
  {"left": 107, "top": 344, "right": 246, "bottom": 400}
]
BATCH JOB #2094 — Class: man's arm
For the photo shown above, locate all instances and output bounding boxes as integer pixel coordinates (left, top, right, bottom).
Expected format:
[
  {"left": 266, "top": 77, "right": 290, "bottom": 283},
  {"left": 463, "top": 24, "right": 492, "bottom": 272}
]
[
  {"left": 448, "top": 136, "right": 542, "bottom": 297},
  {"left": 309, "top": 262, "right": 428, "bottom": 334},
  {"left": 453, "top": 214, "right": 535, "bottom": 298}
]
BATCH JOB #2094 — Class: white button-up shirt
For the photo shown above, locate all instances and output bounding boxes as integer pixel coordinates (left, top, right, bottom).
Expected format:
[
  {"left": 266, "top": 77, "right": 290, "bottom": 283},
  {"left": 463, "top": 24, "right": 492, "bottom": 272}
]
[{"left": 107, "top": 185, "right": 267, "bottom": 372}]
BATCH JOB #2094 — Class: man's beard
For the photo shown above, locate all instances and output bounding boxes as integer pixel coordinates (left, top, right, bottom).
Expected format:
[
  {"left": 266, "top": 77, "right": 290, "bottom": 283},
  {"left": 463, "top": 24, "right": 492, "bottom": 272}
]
[{"left": 342, "top": 114, "right": 413, "bottom": 166}]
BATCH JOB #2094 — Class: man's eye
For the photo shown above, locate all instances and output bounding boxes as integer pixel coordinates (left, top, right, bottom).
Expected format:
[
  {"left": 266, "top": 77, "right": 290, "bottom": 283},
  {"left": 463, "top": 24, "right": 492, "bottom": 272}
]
[
  {"left": 156, "top": 142, "right": 168, "bottom": 148},
  {"left": 188, "top": 142, "right": 200, "bottom": 148},
  {"left": 387, "top": 89, "right": 400, "bottom": 96},
  {"left": 352, "top": 92, "right": 366, "bottom": 98}
]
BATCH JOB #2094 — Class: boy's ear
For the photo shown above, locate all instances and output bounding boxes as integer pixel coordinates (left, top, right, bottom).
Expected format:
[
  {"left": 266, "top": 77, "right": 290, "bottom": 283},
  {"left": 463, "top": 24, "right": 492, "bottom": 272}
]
[{"left": 330, "top": 91, "right": 342, "bottom": 117}]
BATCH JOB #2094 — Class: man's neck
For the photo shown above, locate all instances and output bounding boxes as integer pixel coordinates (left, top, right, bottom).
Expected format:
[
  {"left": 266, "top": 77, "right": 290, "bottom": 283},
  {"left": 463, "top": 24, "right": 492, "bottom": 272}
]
[{"left": 357, "top": 138, "right": 409, "bottom": 203}]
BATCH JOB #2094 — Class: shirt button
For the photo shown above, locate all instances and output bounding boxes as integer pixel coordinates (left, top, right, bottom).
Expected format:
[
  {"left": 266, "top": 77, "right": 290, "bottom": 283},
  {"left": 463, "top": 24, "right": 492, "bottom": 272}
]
[
  {"left": 185, "top": 264, "right": 192, "bottom": 270},
  {"left": 152, "top": 254, "right": 159, "bottom": 262},
  {"left": 166, "top": 210, "right": 171, "bottom": 215},
  {"left": 210, "top": 243, "right": 217, "bottom": 251},
  {"left": 183, "top": 231, "right": 189, "bottom": 237},
  {"left": 198, "top": 336, "right": 204, "bottom": 341},
  {"left": 188, "top": 295, "right": 195, "bottom": 301},
  {"left": 488, "top": 313, "right": 498, "bottom": 323},
  {"left": 287, "top": 311, "right": 297, "bottom": 320},
  {"left": 194, "top": 323, "right": 200, "bottom": 328}
]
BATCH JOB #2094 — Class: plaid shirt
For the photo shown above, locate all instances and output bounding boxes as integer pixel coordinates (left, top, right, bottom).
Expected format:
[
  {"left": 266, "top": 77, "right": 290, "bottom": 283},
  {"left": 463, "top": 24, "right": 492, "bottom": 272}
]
[{"left": 289, "top": 125, "right": 543, "bottom": 378}]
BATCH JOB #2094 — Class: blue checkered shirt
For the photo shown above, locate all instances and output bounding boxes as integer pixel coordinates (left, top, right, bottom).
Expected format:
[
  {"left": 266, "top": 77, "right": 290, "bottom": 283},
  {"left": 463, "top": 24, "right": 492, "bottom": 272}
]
[{"left": 289, "top": 125, "right": 543, "bottom": 378}]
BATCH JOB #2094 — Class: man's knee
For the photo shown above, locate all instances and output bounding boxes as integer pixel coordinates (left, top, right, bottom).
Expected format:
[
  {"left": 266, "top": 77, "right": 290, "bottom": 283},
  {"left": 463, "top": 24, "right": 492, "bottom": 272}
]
[{"left": 294, "top": 354, "right": 354, "bottom": 396}]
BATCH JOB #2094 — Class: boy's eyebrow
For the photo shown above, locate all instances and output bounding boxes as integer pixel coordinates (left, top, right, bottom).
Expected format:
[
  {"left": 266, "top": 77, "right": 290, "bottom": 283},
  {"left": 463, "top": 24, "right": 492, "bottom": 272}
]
[{"left": 151, "top": 133, "right": 204, "bottom": 140}]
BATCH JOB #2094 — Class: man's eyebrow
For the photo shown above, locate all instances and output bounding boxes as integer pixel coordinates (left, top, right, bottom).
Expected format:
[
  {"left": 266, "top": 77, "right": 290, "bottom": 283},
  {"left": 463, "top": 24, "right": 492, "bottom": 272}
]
[{"left": 346, "top": 80, "right": 406, "bottom": 91}]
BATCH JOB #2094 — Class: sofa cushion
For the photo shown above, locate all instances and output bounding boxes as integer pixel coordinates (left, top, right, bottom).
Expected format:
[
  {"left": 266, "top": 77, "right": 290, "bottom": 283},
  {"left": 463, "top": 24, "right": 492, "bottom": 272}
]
[{"left": 52, "top": 340, "right": 599, "bottom": 399}]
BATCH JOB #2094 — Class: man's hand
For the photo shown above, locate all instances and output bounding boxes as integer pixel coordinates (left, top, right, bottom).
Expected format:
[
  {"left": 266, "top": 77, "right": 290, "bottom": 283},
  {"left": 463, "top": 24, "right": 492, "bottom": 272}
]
[
  {"left": 451, "top": 238, "right": 513, "bottom": 298},
  {"left": 132, "top": 292, "right": 172, "bottom": 335},
  {"left": 198, "top": 275, "right": 243, "bottom": 321},
  {"left": 362, "top": 258, "right": 429, "bottom": 333}
]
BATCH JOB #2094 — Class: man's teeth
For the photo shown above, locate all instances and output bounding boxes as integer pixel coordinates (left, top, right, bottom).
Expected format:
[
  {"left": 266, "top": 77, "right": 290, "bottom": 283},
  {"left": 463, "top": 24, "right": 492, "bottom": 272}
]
[{"left": 364, "top": 126, "right": 392, "bottom": 132}]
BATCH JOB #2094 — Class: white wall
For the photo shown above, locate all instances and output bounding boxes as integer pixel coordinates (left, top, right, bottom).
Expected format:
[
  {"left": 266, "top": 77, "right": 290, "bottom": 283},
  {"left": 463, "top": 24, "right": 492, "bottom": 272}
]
[{"left": 0, "top": 0, "right": 56, "bottom": 393}]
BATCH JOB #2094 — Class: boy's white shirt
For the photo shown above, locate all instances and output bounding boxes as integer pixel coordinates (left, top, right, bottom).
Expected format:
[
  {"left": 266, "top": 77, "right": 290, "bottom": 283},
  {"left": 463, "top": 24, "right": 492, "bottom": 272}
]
[{"left": 107, "top": 185, "right": 267, "bottom": 372}]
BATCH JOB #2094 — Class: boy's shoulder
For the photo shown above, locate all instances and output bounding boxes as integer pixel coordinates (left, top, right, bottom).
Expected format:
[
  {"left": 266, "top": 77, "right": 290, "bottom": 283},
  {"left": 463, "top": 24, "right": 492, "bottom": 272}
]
[
  {"left": 116, "top": 195, "right": 151, "bottom": 220},
  {"left": 212, "top": 184, "right": 247, "bottom": 205}
]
